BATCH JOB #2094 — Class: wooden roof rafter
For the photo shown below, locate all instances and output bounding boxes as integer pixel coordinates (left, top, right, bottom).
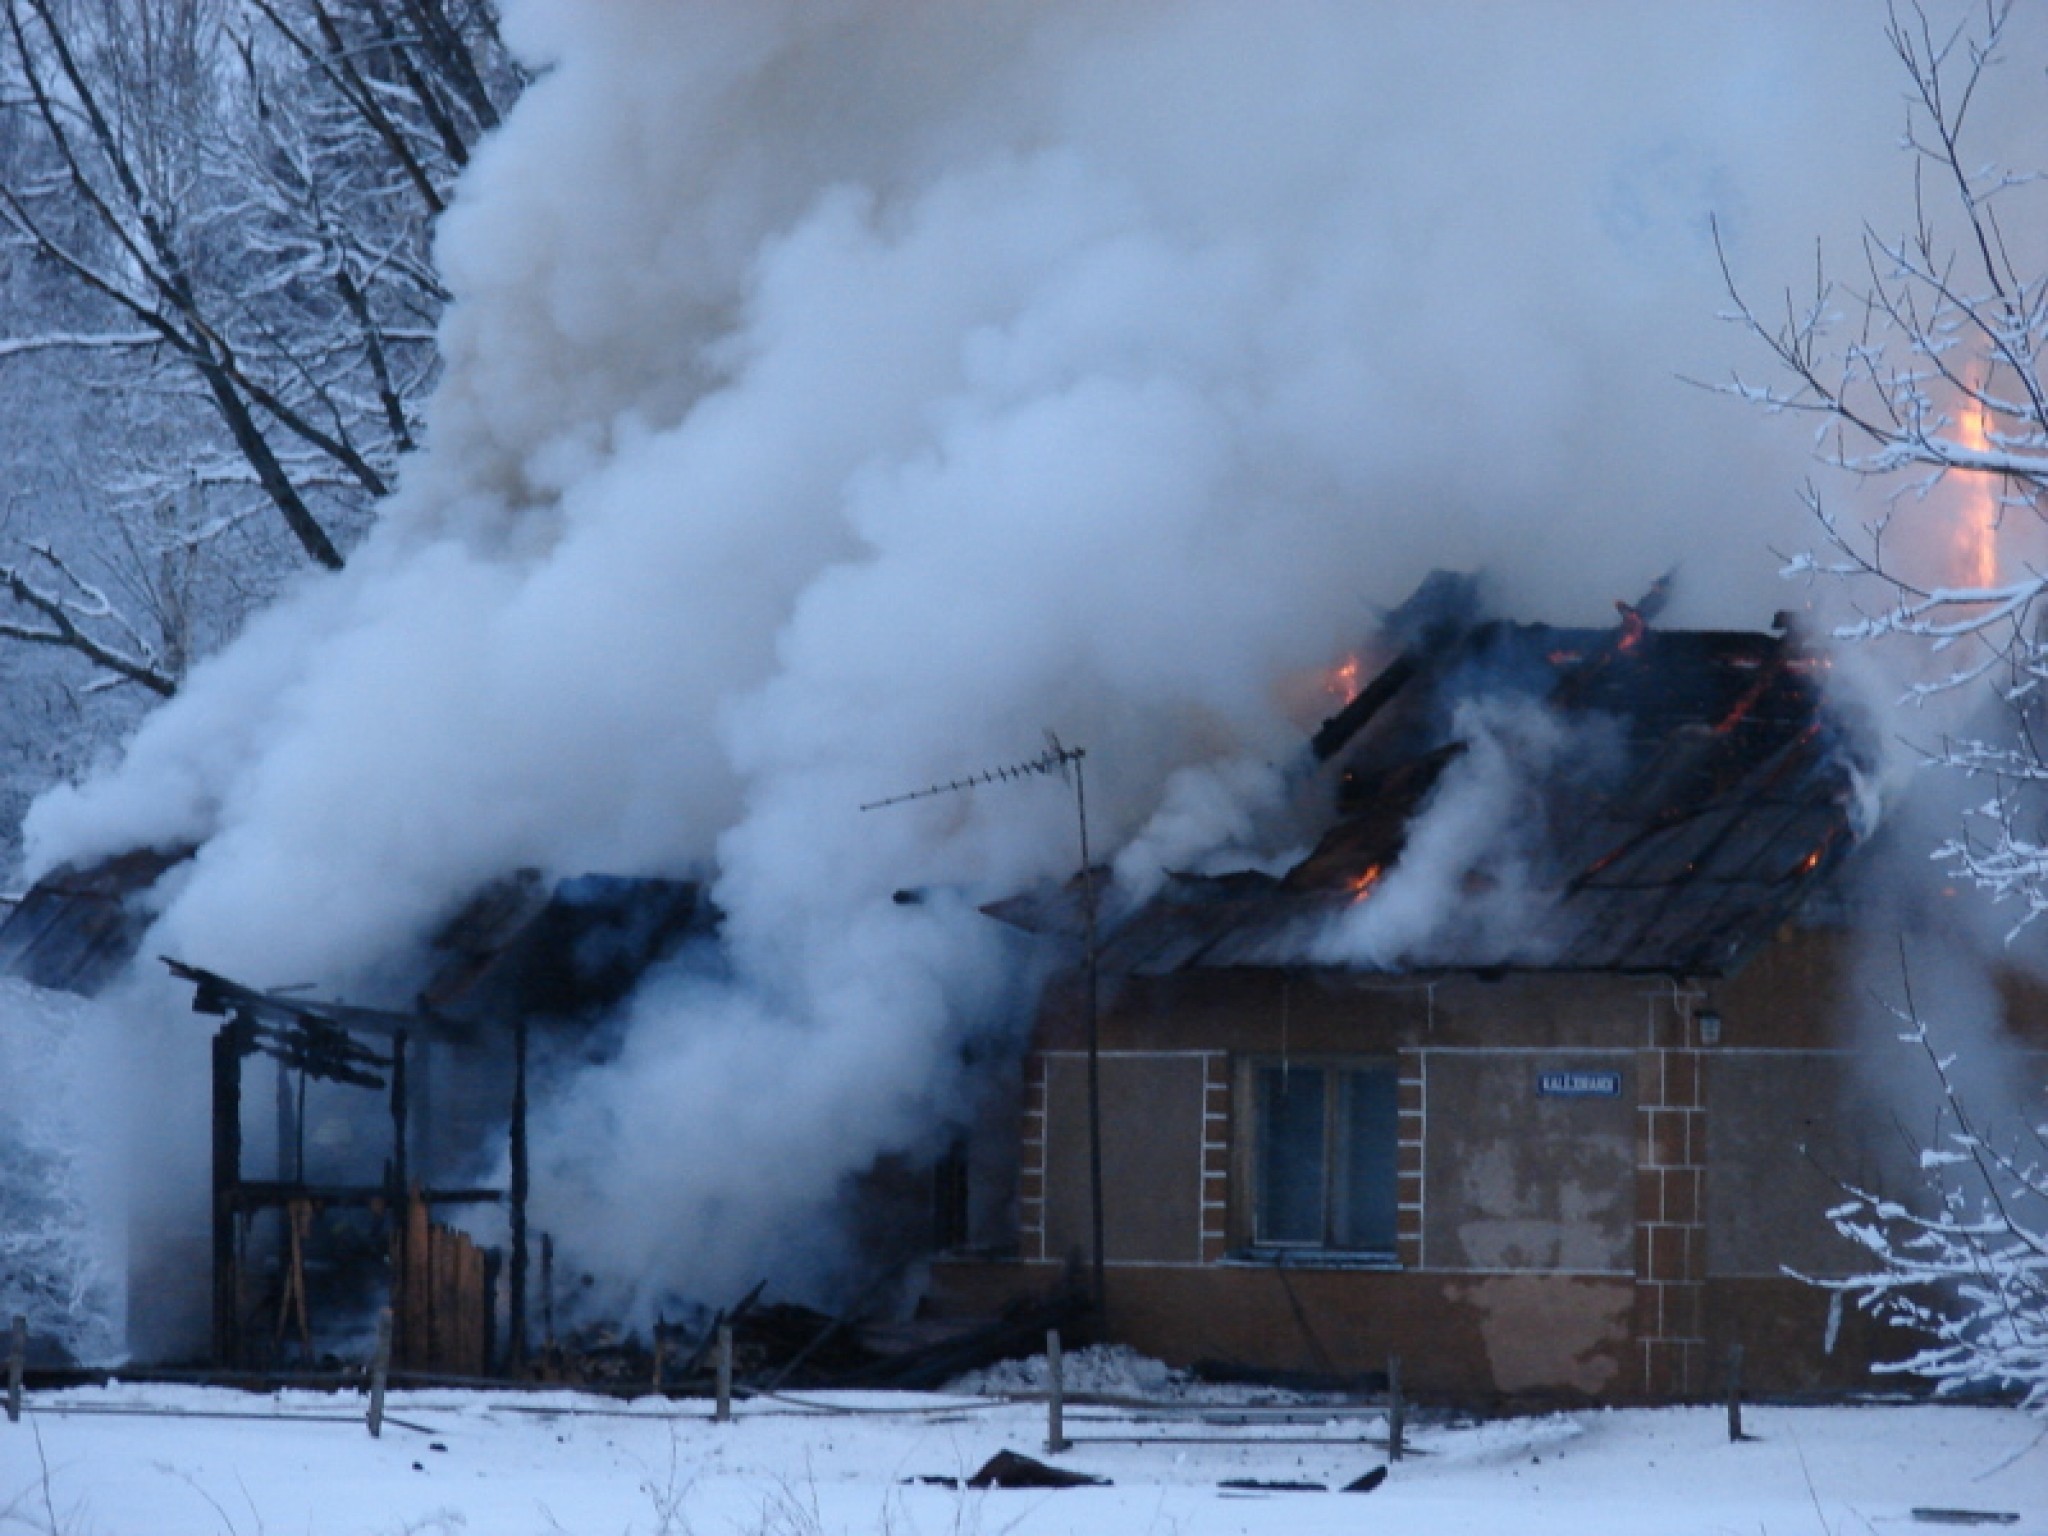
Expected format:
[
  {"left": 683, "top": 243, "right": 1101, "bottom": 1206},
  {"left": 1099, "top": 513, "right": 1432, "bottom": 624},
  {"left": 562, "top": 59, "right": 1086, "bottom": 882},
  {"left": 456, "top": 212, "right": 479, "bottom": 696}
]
[{"left": 164, "top": 957, "right": 484, "bottom": 1050}]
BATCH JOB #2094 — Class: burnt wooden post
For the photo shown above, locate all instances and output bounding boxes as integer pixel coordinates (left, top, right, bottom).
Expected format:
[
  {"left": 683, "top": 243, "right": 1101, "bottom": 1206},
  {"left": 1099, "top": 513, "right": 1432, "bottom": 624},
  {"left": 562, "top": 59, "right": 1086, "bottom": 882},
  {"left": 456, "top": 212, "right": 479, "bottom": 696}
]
[
  {"left": 387, "top": 1030, "right": 410, "bottom": 1365},
  {"left": 211, "top": 1021, "right": 246, "bottom": 1369},
  {"left": 275, "top": 1059, "right": 296, "bottom": 1181},
  {"left": 7, "top": 1314, "right": 23, "bottom": 1424},
  {"left": 714, "top": 1324, "right": 733, "bottom": 1423},
  {"left": 508, "top": 1014, "right": 529, "bottom": 1374},
  {"left": 367, "top": 1308, "right": 392, "bottom": 1438},
  {"left": 1386, "top": 1354, "right": 1405, "bottom": 1462},
  {"left": 1045, "top": 1328, "right": 1070, "bottom": 1454}
]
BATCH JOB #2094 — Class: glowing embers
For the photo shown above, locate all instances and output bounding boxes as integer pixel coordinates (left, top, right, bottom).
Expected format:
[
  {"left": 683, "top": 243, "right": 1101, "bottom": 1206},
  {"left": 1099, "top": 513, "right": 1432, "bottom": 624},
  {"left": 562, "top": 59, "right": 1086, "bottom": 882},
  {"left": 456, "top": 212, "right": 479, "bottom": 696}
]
[
  {"left": 1325, "top": 654, "right": 1365, "bottom": 705},
  {"left": 1615, "top": 600, "right": 1648, "bottom": 653},
  {"left": 1789, "top": 823, "right": 1844, "bottom": 881},
  {"left": 1346, "top": 863, "right": 1385, "bottom": 904}
]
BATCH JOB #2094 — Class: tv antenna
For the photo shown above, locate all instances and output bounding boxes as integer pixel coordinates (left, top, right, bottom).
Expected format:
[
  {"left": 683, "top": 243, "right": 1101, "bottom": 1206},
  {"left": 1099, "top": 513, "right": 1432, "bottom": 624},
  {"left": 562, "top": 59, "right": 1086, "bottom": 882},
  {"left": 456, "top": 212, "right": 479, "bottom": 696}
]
[{"left": 862, "top": 732, "right": 1107, "bottom": 1316}]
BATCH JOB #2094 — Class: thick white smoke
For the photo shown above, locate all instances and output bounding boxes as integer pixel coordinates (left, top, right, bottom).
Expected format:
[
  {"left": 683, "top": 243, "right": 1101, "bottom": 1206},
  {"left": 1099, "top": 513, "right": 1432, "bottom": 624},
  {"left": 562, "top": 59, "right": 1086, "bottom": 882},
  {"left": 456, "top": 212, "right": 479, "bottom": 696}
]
[
  {"left": 1309, "top": 696, "right": 1624, "bottom": 969},
  {"left": 19, "top": 2, "right": 2035, "bottom": 1334}
]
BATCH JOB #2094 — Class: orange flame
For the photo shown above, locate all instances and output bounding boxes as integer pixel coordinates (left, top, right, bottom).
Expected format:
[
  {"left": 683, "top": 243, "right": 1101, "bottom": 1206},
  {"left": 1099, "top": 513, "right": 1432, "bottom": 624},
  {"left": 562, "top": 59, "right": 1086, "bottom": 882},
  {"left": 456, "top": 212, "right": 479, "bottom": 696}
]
[
  {"left": 1615, "top": 602, "right": 1647, "bottom": 652},
  {"left": 1953, "top": 390, "right": 2000, "bottom": 590},
  {"left": 1325, "top": 655, "right": 1365, "bottom": 704},
  {"left": 1346, "top": 864, "right": 1384, "bottom": 904}
]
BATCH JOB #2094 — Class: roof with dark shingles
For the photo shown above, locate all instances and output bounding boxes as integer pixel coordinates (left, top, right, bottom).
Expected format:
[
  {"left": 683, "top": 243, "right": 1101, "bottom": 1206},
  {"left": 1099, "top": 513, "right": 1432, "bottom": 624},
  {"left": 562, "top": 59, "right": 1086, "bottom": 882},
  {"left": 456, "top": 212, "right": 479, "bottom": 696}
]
[{"left": 994, "top": 620, "right": 1863, "bottom": 979}]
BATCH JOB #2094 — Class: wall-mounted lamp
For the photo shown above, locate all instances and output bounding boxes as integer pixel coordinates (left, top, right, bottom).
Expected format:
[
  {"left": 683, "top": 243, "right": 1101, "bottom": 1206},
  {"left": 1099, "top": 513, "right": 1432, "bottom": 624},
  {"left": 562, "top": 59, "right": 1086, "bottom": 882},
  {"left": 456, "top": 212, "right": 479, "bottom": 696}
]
[{"left": 1697, "top": 1011, "right": 1723, "bottom": 1047}]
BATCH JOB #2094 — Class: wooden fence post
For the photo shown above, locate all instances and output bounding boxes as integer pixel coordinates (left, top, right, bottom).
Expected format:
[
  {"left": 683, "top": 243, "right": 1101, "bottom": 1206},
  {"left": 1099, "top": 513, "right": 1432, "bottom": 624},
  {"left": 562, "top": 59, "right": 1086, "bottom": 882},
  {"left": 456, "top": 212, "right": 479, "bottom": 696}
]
[
  {"left": 1386, "top": 1354, "right": 1405, "bottom": 1463},
  {"left": 7, "top": 1315, "right": 23, "bottom": 1424},
  {"left": 1045, "top": 1328, "right": 1070, "bottom": 1454},
  {"left": 367, "top": 1309, "right": 392, "bottom": 1438},
  {"left": 714, "top": 1324, "right": 733, "bottom": 1424},
  {"left": 1725, "top": 1344, "right": 1746, "bottom": 1443}
]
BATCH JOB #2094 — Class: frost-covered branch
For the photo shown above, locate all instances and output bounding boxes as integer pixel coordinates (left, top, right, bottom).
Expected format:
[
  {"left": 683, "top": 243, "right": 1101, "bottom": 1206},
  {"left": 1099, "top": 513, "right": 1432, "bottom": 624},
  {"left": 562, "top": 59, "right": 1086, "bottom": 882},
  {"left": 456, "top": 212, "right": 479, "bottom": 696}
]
[
  {"left": 1803, "top": 1000, "right": 2048, "bottom": 1411},
  {"left": 0, "top": 544, "right": 177, "bottom": 697},
  {"left": 0, "top": 330, "right": 160, "bottom": 361}
]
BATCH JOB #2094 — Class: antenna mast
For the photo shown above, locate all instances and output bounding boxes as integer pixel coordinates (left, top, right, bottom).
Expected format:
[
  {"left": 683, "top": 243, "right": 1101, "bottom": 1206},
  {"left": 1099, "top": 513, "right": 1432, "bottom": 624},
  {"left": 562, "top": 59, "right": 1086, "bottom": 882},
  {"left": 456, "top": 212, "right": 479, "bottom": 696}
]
[{"left": 863, "top": 734, "right": 1107, "bottom": 1318}]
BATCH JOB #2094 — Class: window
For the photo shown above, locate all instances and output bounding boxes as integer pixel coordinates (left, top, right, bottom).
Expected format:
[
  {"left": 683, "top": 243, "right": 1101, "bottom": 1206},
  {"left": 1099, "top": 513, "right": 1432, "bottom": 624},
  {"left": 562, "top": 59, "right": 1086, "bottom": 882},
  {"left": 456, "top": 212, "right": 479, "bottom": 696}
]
[{"left": 1250, "top": 1060, "right": 1398, "bottom": 1256}]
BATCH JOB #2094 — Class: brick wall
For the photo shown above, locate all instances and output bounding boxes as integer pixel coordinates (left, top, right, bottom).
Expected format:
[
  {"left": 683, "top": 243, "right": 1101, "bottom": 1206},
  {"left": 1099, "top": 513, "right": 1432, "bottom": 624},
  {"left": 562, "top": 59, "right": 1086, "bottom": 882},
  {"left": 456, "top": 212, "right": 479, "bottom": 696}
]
[
  {"left": 1397, "top": 1046, "right": 1426, "bottom": 1268},
  {"left": 1635, "top": 1004, "right": 1707, "bottom": 1396}
]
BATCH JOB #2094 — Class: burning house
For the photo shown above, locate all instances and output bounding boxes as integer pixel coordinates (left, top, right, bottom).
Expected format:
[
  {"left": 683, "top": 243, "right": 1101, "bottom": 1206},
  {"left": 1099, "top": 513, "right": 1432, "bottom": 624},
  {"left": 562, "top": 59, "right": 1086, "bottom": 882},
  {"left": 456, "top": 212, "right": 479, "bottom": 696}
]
[
  {"left": 5, "top": 575, "right": 2044, "bottom": 1404},
  {"left": 8, "top": 6, "right": 2047, "bottom": 1407},
  {"left": 933, "top": 579, "right": 2048, "bottom": 1403}
]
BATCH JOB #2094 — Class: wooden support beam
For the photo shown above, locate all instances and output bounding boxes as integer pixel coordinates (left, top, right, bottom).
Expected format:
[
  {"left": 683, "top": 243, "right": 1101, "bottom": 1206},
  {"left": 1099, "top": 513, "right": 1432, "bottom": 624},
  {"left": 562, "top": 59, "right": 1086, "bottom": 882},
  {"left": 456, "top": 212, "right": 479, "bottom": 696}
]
[
  {"left": 225, "top": 1182, "right": 501, "bottom": 1210},
  {"left": 211, "top": 1023, "right": 245, "bottom": 1369},
  {"left": 274, "top": 1058, "right": 296, "bottom": 1182},
  {"left": 509, "top": 1014, "right": 529, "bottom": 1374}
]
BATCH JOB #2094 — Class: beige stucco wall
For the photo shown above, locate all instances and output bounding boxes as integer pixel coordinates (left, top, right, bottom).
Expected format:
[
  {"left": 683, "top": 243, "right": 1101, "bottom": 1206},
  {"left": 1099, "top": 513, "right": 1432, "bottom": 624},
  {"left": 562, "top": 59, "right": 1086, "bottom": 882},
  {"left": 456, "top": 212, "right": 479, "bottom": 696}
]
[
  {"left": 1424, "top": 1050, "right": 1635, "bottom": 1272},
  {"left": 1043, "top": 1052, "right": 1207, "bottom": 1265}
]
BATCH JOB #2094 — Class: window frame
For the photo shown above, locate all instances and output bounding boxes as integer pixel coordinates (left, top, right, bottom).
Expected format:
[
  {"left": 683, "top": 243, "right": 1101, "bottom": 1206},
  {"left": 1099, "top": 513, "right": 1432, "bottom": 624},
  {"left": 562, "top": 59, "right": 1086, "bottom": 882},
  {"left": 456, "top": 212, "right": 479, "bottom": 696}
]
[{"left": 1237, "top": 1055, "right": 1401, "bottom": 1263}]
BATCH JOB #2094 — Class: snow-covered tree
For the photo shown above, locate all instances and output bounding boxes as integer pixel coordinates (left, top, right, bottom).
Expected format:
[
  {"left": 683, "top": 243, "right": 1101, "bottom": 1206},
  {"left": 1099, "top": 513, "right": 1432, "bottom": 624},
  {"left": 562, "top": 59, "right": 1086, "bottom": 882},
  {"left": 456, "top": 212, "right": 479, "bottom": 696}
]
[
  {"left": 0, "top": 0, "right": 518, "bottom": 698},
  {"left": 0, "top": 0, "right": 516, "bottom": 872},
  {"left": 1813, "top": 1005, "right": 2048, "bottom": 1410},
  {"left": 1718, "top": 0, "right": 2048, "bottom": 1408}
]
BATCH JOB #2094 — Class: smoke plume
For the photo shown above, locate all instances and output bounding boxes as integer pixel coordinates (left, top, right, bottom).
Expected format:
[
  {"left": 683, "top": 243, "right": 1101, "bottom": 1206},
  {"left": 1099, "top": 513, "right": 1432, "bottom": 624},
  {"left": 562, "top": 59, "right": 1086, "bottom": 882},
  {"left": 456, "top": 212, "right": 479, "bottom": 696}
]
[{"left": 17, "top": 2, "right": 2039, "bottom": 1334}]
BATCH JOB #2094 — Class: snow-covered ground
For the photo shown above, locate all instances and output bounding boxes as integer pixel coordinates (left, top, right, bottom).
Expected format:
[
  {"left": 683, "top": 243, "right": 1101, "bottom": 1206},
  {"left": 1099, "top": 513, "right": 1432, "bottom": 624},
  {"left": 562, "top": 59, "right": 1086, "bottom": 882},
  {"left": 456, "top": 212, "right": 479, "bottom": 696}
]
[{"left": 2, "top": 1379, "right": 2038, "bottom": 1535}]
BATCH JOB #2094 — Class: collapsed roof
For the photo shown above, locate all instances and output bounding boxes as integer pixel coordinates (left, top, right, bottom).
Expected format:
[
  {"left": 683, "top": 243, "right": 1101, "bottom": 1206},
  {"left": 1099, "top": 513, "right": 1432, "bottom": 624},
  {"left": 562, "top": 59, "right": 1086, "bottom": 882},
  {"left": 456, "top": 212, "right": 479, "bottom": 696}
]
[
  {"left": 0, "top": 849, "right": 711, "bottom": 1024},
  {"left": 996, "top": 576, "right": 1868, "bottom": 979},
  {"left": 0, "top": 844, "right": 194, "bottom": 996},
  {"left": 419, "top": 869, "right": 714, "bottom": 1025}
]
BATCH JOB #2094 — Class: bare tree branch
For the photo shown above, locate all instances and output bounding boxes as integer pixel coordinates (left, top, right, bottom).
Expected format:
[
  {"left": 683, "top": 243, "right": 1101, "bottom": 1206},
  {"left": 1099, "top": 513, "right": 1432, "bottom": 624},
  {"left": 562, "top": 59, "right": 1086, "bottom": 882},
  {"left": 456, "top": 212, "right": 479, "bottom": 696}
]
[{"left": 0, "top": 547, "right": 176, "bottom": 696}]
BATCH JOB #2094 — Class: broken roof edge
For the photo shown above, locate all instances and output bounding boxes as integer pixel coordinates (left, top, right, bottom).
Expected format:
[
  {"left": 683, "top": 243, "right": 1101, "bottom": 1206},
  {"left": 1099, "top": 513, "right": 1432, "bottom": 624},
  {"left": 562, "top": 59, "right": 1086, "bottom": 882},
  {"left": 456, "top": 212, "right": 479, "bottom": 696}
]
[
  {"left": 163, "top": 957, "right": 483, "bottom": 1048},
  {"left": 0, "top": 842, "right": 198, "bottom": 997}
]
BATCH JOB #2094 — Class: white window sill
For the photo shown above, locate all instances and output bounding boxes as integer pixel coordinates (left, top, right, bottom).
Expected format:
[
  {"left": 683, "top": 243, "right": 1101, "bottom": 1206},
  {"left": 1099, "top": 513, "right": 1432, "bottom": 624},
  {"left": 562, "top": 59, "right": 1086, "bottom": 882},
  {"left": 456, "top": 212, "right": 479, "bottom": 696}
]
[{"left": 1224, "top": 1249, "right": 1404, "bottom": 1271}]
